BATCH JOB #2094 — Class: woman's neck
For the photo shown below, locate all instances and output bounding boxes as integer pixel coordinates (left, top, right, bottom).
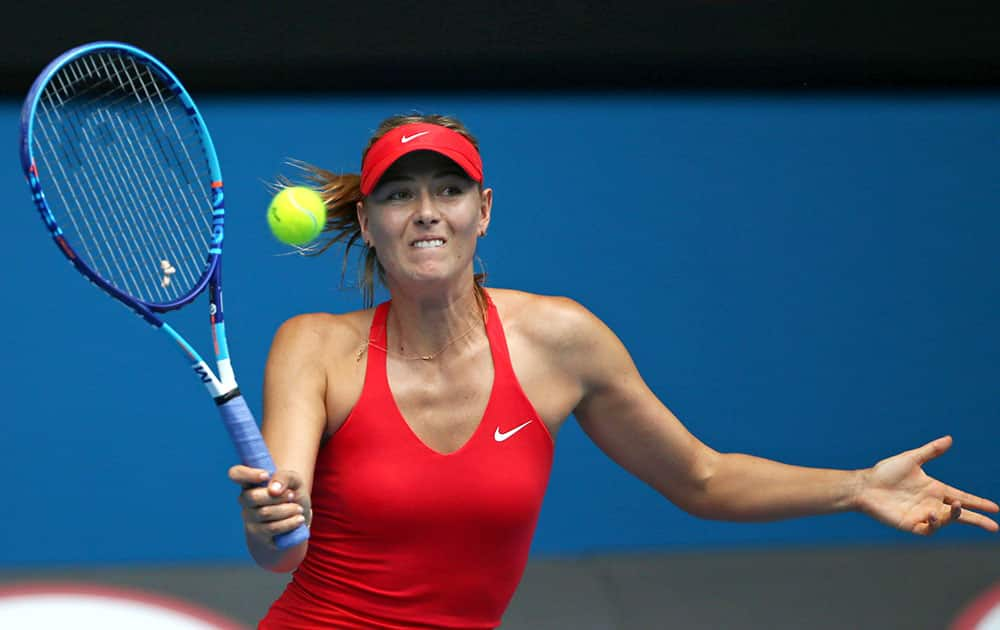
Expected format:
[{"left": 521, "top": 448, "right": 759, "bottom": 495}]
[{"left": 384, "top": 281, "right": 485, "bottom": 360}]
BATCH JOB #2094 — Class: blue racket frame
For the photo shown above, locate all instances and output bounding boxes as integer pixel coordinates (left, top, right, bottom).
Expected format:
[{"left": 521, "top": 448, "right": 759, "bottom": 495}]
[{"left": 20, "top": 41, "right": 309, "bottom": 549}]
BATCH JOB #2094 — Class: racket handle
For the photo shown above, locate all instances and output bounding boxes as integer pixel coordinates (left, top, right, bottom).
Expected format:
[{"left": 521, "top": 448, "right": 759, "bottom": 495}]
[{"left": 218, "top": 394, "right": 310, "bottom": 550}]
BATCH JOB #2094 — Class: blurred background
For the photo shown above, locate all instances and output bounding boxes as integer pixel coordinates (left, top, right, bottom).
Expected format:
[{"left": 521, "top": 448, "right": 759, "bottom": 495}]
[{"left": 2, "top": 2, "right": 999, "bottom": 628}]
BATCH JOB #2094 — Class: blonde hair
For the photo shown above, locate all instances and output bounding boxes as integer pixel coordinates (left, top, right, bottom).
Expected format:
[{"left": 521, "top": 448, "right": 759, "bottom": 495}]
[{"left": 298, "top": 114, "right": 488, "bottom": 315}]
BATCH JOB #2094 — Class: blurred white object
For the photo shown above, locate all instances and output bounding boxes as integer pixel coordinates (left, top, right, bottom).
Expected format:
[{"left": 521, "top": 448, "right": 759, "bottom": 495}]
[
  {"left": 951, "top": 582, "right": 1000, "bottom": 630},
  {"left": 0, "top": 583, "right": 244, "bottom": 629}
]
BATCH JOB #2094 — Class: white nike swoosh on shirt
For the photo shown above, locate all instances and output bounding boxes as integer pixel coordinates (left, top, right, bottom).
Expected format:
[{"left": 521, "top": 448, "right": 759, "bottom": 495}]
[
  {"left": 400, "top": 131, "right": 430, "bottom": 143},
  {"left": 494, "top": 420, "right": 533, "bottom": 442}
]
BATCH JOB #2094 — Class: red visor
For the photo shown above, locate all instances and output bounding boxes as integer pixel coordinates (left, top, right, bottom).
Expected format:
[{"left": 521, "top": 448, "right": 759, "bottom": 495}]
[{"left": 360, "top": 123, "right": 483, "bottom": 196}]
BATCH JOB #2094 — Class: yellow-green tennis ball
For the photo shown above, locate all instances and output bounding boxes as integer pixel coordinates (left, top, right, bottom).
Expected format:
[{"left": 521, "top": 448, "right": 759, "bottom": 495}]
[{"left": 267, "top": 186, "right": 327, "bottom": 246}]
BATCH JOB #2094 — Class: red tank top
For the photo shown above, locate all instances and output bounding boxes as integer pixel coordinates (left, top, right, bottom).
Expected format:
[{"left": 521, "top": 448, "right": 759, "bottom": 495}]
[{"left": 260, "top": 295, "right": 554, "bottom": 629}]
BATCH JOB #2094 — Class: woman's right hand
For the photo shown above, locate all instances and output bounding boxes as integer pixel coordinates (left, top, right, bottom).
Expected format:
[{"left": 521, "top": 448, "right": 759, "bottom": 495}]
[{"left": 228, "top": 465, "right": 311, "bottom": 548}]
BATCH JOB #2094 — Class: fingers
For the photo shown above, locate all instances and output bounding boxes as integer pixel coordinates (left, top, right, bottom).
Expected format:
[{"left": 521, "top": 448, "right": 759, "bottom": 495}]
[
  {"left": 229, "top": 466, "right": 310, "bottom": 545},
  {"left": 249, "top": 500, "right": 306, "bottom": 525},
  {"left": 913, "top": 501, "right": 954, "bottom": 536},
  {"left": 265, "top": 470, "right": 303, "bottom": 497},
  {"left": 246, "top": 503, "right": 308, "bottom": 543},
  {"left": 228, "top": 465, "right": 270, "bottom": 487},
  {"left": 227, "top": 466, "right": 303, "bottom": 499},
  {"left": 943, "top": 485, "right": 1000, "bottom": 514},
  {"left": 238, "top": 485, "right": 298, "bottom": 509},
  {"left": 949, "top": 501, "right": 962, "bottom": 524},
  {"left": 913, "top": 500, "right": 999, "bottom": 536},
  {"left": 911, "top": 435, "right": 953, "bottom": 465},
  {"left": 955, "top": 505, "right": 1000, "bottom": 533}
]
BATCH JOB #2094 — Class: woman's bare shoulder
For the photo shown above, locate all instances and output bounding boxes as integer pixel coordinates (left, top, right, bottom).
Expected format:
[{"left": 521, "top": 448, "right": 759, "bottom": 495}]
[
  {"left": 271, "top": 308, "right": 376, "bottom": 358},
  {"left": 488, "top": 288, "right": 602, "bottom": 348}
]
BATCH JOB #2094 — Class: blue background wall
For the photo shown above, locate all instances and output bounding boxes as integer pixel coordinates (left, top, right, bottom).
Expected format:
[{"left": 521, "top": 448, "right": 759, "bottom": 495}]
[{"left": 3, "top": 94, "right": 998, "bottom": 566}]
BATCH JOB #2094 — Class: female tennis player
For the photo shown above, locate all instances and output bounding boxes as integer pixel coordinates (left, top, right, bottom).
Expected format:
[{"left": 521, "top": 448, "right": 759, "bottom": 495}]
[{"left": 228, "top": 114, "right": 998, "bottom": 629}]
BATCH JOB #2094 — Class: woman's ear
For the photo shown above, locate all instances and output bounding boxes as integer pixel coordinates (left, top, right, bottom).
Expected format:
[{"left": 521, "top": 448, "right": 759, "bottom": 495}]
[
  {"left": 478, "top": 188, "right": 493, "bottom": 237},
  {"left": 357, "top": 200, "right": 370, "bottom": 246}
]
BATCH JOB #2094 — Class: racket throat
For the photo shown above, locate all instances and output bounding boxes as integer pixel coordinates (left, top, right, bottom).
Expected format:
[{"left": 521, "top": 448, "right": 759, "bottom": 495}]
[
  {"left": 216, "top": 357, "right": 236, "bottom": 390},
  {"left": 161, "top": 323, "right": 238, "bottom": 398},
  {"left": 191, "top": 359, "right": 227, "bottom": 397}
]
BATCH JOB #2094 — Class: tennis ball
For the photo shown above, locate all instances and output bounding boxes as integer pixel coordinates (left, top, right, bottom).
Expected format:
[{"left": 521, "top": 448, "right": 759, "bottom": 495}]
[{"left": 267, "top": 186, "right": 327, "bottom": 246}]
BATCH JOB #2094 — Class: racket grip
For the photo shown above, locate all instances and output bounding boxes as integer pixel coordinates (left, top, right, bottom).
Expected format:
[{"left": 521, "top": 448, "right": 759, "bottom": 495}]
[{"left": 218, "top": 394, "right": 310, "bottom": 550}]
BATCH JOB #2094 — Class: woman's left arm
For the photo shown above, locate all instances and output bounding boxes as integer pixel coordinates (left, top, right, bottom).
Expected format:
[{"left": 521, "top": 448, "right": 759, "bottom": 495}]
[{"left": 552, "top": 298, "right": 998, "bottom": 535}]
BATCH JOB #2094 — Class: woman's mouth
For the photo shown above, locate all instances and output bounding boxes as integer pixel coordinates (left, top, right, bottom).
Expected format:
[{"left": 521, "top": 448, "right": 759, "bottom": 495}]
[{"left": 411, "top": 238, "right": 445, "bottom": 249}]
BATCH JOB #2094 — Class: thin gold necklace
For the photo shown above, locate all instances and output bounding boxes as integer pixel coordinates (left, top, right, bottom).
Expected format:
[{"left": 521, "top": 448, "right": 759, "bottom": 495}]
[{"left": 357, "top": 318, "right": 483, "bottom": 362}]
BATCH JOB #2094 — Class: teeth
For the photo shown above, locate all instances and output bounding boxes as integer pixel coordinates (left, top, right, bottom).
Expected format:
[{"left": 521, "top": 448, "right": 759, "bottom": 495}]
[{"left": 413, "top": 239, "right": 444, "bottom": 248}]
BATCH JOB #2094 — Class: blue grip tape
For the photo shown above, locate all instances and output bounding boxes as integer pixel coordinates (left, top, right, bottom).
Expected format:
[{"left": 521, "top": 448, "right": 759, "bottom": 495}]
[{"left": 218, "top": 395, "right": 310, "bottom": 549}]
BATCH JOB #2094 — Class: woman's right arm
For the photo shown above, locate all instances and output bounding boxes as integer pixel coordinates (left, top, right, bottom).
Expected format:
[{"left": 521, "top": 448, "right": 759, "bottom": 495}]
[{"left": 228, "top": 313, "right": 330, "bottom": 572}]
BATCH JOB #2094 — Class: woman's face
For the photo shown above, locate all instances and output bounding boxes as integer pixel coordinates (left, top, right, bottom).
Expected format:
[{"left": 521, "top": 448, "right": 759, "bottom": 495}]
[{"left": 358, "top": 150, "right": 491, "bottom": 292}]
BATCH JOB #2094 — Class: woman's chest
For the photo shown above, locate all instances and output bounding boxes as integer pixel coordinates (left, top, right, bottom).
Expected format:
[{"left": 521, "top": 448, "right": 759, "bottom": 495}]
[{"left": 324, "top": 324, "right": 580, "bottom": 444}]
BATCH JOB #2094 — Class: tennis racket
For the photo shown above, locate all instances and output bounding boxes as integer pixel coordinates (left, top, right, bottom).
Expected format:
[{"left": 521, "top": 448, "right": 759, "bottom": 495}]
[{"left": 19, "top": 41, "right": 308, "bottom": 549}]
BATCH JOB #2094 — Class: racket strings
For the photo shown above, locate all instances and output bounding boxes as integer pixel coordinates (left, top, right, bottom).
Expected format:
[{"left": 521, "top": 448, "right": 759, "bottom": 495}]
[
  {"left": 38, "top": 54, "right": 207, "bottom": 302},
  {"left": 77, "top": 52, "right": 209, "bottom": 298},
  {"left": 46, "top": 63, "right": 166, "bottom": 299},
  {"left": 32, "top": 50, "right": 215, "bottom": 305},
  {"left": 96, "top": 55, "right": 206, "bottom": 293}
]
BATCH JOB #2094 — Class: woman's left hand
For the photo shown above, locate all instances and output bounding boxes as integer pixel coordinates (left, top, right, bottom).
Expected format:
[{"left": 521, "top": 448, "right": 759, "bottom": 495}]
[{"left": 856, "top": 436, "right": 999, "bottom": 536}]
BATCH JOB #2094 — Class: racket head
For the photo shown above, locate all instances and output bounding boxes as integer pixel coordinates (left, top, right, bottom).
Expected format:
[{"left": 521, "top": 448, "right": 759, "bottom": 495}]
[{"left": 20, "top": 41, "right": 225, "bottom": 314}]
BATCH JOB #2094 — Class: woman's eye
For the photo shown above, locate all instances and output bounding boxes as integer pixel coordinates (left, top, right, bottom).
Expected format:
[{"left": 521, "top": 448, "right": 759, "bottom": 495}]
[
  {"left": 440, "top": 185, "right": 464, "bottom": 196},
  {"left": 387, "top": 190, "right": 412, "bottom": 201}
]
